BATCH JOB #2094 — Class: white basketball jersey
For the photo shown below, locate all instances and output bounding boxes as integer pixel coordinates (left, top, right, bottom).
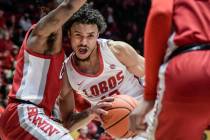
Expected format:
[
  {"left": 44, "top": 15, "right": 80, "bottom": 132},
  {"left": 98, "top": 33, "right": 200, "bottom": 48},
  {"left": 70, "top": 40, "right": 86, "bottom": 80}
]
[{"left": 65, "top": 39, "right": 144, "bottom": 104}]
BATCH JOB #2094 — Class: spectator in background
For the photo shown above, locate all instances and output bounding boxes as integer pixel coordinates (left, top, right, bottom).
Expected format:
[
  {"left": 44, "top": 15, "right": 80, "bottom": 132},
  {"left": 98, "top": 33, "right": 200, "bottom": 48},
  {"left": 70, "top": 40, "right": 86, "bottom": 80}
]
[
  {"left": 5, "top": 14, "right": 16, "bottom": 38},
  {"left": 0, "top": 9, "right": 5, "bottom": 28},
  {"left": 19, "top": 13, "right": 32, "bottom": 31}
]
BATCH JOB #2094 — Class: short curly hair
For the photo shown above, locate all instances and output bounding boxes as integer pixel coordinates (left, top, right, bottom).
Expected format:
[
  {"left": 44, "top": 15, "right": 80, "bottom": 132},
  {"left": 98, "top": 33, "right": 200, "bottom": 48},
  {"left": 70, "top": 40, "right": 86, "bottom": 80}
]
[{"left": 64, "top": 3, "right": 107, "bottom": 34}]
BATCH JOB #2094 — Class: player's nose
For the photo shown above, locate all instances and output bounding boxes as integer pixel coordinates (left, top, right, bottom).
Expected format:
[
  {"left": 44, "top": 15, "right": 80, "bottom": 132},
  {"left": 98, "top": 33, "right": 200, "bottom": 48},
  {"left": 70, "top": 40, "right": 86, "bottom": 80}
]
[{"left": 80, "top": 37, "right": 88, "bottom": 46}]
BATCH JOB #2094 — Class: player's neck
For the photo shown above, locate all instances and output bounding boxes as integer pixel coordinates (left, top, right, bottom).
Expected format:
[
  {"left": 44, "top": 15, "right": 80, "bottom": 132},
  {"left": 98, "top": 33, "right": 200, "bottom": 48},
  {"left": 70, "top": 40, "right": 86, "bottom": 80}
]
[{"left": 74, "top": 47, "right": 100, "bottom": 74}]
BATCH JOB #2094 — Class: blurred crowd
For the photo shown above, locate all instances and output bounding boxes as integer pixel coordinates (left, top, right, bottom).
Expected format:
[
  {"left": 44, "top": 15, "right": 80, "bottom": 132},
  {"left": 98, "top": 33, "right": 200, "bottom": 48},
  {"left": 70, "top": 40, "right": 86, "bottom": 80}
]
[{"left": 0, "top": 0, "right": 150, "bottom": 139}]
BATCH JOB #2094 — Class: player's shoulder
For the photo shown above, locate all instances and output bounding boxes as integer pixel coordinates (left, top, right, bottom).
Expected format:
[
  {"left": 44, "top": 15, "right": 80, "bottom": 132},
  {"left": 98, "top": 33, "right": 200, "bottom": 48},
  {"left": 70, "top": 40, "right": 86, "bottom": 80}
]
[
  {"left": 108, "top": 40, "right": 132, "bottom": 57},
  {"left": 108, "top": 40, "right": 130, "bottom": 50}
]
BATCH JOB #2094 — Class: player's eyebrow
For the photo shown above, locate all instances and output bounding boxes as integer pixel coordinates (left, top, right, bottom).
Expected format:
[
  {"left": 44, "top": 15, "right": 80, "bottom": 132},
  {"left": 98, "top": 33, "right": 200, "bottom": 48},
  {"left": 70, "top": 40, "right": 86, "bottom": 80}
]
[{"left": 74, "top": 31, "right": 96, "bottom": 34}]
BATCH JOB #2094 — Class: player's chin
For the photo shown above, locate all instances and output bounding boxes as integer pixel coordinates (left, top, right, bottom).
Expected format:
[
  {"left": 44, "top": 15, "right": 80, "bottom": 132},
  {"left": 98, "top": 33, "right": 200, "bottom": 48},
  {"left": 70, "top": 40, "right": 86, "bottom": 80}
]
[{"left": 76, "top": 54, "right": 89, "bottom": 61}]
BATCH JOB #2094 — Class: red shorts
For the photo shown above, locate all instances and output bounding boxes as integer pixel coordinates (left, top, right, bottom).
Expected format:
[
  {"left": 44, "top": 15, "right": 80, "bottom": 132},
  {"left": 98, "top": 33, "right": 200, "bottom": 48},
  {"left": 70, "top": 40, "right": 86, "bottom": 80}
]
[
  {"left": 154, "top": 50, "right": 210, "bottom": 140},
  {"left": 0, "top": 103, "right": 73, "bottom": 140}
]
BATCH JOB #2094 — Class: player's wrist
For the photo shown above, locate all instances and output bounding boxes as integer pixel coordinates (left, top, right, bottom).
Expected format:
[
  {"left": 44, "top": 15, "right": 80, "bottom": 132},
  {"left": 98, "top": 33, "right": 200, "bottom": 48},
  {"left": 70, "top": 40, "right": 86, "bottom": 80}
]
[{"left": 86, "top": 107, "right": 97, "bottom": 119}]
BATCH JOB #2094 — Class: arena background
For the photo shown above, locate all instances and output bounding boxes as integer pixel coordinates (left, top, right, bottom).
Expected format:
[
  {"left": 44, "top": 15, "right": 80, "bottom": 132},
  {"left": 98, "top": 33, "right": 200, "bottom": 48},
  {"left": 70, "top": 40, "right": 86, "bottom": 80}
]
[{"left": 0, "top": 0, "right": 209, "bottom": 140}]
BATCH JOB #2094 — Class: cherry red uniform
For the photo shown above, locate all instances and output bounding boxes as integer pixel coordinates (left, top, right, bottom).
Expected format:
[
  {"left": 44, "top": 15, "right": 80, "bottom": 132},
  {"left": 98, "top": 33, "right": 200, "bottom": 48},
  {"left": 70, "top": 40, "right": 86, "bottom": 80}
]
[
  {"left": 144, "top": 0, "right": 210, "bottom": 140},
  {"left": 0, "top": 25, "right": 72, "bottom": 140}
]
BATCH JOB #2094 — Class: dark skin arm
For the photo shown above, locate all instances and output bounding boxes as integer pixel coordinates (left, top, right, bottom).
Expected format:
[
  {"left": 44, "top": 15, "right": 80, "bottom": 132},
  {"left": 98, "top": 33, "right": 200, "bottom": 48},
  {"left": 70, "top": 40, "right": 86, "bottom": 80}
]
[{"left": 27, "top": 0, "right": 87, "bottom": 55}]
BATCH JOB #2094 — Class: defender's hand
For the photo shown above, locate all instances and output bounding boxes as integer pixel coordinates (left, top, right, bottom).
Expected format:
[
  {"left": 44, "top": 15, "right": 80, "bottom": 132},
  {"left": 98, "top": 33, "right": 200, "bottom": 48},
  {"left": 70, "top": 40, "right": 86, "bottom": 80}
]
[{"left": 129, "top": 98, "right": 155, "bottom": 134}]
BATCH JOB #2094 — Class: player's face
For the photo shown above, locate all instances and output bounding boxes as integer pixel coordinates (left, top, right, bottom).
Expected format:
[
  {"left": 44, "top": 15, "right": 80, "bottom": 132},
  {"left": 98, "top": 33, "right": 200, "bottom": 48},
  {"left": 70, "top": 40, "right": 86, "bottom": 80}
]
[{"left": 69, "top": 23, "right": 99, "bottom": 60}]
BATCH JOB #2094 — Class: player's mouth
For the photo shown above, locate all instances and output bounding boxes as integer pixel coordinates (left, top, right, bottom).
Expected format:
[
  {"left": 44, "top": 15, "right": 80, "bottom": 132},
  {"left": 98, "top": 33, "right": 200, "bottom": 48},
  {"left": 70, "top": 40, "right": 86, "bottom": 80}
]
[{"left": 78, "top": 47, "right": 88, "bottom": 54}]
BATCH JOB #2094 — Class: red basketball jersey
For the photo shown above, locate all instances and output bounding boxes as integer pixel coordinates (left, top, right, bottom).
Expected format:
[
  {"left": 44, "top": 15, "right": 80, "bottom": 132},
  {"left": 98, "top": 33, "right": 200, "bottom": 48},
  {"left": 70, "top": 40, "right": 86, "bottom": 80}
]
[{"left": 8, "top": 25, "right": 65, "bottom": 116}]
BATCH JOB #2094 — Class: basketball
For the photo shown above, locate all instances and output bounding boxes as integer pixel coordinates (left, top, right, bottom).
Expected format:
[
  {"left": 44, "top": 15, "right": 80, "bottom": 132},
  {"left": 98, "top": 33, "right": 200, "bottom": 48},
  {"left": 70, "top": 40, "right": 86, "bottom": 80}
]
[{"left": 100, "top": 94, "right": 138, "bottom": 138}]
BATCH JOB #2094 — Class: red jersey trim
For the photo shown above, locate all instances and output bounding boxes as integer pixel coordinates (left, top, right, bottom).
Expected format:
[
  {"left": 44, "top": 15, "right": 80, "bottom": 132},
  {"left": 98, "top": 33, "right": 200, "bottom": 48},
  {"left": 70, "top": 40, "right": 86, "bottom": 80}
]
[
  {"left": 26, "top": 49, "right": 64, "bottom": 59},
  {"left": 71, "top": 45, "right": 104, "bottom": 77}
]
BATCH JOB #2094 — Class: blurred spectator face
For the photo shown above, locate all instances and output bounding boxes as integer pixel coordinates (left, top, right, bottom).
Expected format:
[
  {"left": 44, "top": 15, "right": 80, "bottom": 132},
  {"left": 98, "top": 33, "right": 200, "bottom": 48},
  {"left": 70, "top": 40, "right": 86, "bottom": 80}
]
[
  {"left": 11, "top": 15, "right": 15, "bottom": 23},
  {"left": 19, "top": 13, "right": 32, "bottom": 31},
  {"left": 107, "top": 7, "right": 114, "bottom": 24},
  {"left": 0, "top": 10, "right": 5, "bottom": 28},
  {"left": 69, "top": 23, "right": 99, "bottom": 61},
  {"left": 0, "top": 29, "right": 4, "bottom": 39},
  {"left": 132, "top": 23, "right": 138, "bottom": 33},
  {"left": 0, "top": 10, "right": 4, "bottom": 17},
  {"left": 4, "top": 31, "right": 10, "bottom": 40},
  {"left": 126, "top": 32, "right": 133, "bottom": 41}
]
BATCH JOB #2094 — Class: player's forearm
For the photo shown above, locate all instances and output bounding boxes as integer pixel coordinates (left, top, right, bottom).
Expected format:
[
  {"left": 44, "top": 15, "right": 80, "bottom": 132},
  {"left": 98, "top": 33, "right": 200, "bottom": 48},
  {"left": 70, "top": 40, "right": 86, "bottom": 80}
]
[
  {"left": 63, "top": 108, "right": 96, "bottom": 132},
  {"left": 144, "top": 0, "right": 173, "bottom": 100},
  {"left": 34, "top": 0, "right": 86, "bottom": 37}
]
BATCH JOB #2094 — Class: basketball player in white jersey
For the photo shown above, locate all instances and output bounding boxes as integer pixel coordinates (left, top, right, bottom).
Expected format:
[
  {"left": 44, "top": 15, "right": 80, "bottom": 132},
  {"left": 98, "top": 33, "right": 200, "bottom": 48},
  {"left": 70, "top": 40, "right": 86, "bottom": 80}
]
[
  {"left": 0, "top": 0, "right": 87, "bottom": 140},
  {"left": 57, "top": 3, "right": 151, "bottom": 140}
]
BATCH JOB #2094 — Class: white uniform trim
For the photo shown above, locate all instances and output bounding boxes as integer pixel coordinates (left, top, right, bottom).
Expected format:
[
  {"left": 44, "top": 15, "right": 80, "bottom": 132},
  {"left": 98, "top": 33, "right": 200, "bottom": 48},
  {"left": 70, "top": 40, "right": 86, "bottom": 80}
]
[
  {"left": 147, "top": 63, "right": 168, "bottom": 140},
  {"left": 17, "top": 104, "right": 71, "bottom": 140},
  {"left": 16, "top": 51, "right": 50, "bottom": 104},
  {"left": 147, "top": 34, "right": 177, "bottom": 140}
]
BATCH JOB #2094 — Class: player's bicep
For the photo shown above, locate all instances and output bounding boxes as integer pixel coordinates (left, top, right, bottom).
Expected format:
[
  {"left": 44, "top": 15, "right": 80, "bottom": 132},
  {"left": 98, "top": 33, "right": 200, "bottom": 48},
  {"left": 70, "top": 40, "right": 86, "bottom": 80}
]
[
  {"left": 126, "top": 54, "right": 145, "bottom": 77},
  {"left": 110, "top": 41, "right": 145, "bottom": 77}
]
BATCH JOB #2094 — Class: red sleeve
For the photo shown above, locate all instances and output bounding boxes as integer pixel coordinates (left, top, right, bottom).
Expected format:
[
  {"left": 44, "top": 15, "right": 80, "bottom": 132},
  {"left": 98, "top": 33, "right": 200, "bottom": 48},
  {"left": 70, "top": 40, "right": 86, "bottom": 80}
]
[{"left": 144, "top": 0, "right": 173, "bottom": 100}]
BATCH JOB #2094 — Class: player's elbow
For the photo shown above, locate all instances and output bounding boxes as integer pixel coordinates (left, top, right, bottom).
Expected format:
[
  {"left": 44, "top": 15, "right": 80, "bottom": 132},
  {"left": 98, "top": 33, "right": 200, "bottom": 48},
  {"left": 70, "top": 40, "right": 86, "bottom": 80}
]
[{"left": 62, "top": 112, "right": 75, "bottom": 129}]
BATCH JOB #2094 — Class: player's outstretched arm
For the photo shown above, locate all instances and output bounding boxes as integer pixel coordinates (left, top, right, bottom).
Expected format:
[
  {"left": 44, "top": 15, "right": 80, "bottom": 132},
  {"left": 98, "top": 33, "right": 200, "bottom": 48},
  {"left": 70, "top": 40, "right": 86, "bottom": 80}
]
[
  {"left": 34, "top": 0, "right": 86, "bottom": 37},
  {"left": 27, "top": 0, "right": 86, "bottom": 53},
  {"left": 108, "top": 40, "right": 145, "bottom": 77}
]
